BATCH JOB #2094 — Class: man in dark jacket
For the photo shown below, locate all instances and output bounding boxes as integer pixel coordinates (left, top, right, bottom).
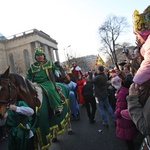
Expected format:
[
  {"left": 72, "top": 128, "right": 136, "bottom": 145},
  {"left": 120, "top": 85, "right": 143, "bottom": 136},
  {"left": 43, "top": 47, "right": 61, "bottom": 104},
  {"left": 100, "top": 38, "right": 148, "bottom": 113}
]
[
  {"left": 82, "top": 81, "right": 96, "bottom": 124},
  {"left": 90, "top": 66, "right": 115, "bottom": 127}
]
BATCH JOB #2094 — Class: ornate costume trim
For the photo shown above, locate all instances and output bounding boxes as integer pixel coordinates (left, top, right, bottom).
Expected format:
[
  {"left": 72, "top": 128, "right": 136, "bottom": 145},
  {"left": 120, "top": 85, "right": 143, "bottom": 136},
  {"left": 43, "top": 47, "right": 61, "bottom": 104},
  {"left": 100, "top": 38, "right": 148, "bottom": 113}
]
[
  {"left": 35, "top": 112, "right": 70, "bottom": 150},
  {"left": 18, "top": 123, "right": 29, "bottom": 130},
  {"left": 133, "top": 6, "right": 150, "bottom": 32},
  {"left": 30, "top": 61, "right": 52, "bottom": 73}
]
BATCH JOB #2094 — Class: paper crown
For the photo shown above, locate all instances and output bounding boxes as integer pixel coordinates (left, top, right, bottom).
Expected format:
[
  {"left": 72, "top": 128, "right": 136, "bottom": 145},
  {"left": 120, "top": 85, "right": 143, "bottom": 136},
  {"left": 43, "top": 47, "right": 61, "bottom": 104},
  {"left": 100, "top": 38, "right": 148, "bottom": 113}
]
[
  {"left": 34, "top": 47, "right": 45, "bottom": 55},
  {"left": 133, "top": 5, "right": 150, "bottom": 32}
]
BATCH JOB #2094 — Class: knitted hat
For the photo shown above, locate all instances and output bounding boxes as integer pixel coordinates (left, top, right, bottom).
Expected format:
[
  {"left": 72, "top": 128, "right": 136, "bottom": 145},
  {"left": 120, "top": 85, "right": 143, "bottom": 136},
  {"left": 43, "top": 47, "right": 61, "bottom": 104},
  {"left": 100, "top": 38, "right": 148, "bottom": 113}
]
[{"left": 111, "top": 75, "right": 122, "bottom": 90}]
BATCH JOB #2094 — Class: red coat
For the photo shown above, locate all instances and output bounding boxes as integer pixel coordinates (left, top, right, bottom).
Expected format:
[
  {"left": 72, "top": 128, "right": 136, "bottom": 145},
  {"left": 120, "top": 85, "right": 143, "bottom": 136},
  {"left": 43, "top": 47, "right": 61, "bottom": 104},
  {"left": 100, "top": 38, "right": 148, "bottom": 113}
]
[
  {"left": 115, "top": 86, "right": 137, "bottom": 140},
  {"left": 76, "top": 78, "right": 86, "bottom": 104}
]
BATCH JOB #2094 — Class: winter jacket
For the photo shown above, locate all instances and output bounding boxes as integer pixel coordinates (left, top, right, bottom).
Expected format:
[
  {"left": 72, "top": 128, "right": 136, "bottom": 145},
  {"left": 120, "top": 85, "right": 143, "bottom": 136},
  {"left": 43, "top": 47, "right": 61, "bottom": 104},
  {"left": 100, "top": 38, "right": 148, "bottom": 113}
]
[
  {"left": 133, "top": 35, "right": 150, "bottom": 85},
  {"left": 82, "top": 82, "right": 94, "bottom": 96},
  {"left": 90, "top": 72, "right": 108, "bottom": 100},
  {"left": 115, "top": 86, "right": 137, "bottom": 140},
  {"left": 127, "top": 94, "right": 150, "bottom": 136}
]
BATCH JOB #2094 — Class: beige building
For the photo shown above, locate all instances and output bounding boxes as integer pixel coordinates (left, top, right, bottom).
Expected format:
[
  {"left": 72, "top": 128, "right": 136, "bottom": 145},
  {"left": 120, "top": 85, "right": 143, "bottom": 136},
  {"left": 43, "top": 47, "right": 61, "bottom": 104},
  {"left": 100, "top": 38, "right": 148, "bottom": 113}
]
[{"left": 0, "top": 29, "right": 60, "bottom": 76}]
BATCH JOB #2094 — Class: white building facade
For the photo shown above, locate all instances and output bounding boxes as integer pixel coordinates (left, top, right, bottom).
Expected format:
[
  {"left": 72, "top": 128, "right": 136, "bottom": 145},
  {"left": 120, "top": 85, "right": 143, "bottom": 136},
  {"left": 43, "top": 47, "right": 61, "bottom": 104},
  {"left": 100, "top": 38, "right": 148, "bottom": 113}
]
[{"left": 0, "top": 29, "right": 60, "bottom": 76}]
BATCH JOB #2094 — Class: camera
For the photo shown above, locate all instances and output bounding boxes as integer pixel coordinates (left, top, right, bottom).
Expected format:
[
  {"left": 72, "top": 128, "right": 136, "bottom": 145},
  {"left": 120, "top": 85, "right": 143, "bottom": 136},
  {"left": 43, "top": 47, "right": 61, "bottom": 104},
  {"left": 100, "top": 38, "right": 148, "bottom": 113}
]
[{"left": 122, "top": 47, "right": 128, "bottom": 53}]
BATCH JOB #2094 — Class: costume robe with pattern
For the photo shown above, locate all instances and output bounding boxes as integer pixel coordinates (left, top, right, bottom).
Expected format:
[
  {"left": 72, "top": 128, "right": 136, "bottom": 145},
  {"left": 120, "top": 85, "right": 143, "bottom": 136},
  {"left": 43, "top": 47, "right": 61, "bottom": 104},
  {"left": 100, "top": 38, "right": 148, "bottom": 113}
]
[{"left": 26, "top": 60, "right": 62, "bottom": 111}]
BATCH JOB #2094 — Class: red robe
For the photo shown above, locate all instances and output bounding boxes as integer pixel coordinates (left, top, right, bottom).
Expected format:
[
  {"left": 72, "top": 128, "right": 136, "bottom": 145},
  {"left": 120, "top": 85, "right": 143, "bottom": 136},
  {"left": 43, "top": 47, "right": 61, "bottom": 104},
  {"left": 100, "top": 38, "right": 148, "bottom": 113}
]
[
  {"left": 76, "top": 78, "right": 86, "bottom": 104},
  {"left": 71, "top": 66, "right": 82, "bottom": 77}
]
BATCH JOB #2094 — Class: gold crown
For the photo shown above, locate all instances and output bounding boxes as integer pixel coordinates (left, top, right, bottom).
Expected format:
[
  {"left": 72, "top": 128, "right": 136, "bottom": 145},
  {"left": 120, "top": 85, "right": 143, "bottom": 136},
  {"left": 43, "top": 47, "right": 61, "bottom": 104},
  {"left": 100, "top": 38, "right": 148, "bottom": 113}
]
[
  {"left": 133, "top": 5, "right": 150, "bottom": 32},
  {"left": 35, "top": 47, "right": 43, "bottom": 52}
]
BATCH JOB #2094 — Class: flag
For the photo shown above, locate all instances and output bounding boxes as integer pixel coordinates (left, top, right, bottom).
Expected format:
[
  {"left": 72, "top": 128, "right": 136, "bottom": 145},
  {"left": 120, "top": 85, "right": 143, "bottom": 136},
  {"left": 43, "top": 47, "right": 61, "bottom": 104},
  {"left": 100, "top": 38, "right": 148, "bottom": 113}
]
[
  {"left": 63, "top": 62, "right": 72, "bottom": 73},
  {"left": 95, "top": 54, "right": 105, "bottom": 66}
]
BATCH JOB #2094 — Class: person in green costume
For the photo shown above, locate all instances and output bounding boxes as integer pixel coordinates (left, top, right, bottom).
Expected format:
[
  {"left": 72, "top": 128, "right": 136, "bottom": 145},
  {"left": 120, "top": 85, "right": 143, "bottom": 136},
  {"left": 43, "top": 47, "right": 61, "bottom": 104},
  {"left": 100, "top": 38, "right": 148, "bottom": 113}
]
[
  {"left": 5, "top": 101, "right": 35, "bottom": 150},
  {"left": 54, "top": 61, "right": 66, "bottom": 82},
  {"left": 26, "top": 47, "right": 63, "bottom": 116}
]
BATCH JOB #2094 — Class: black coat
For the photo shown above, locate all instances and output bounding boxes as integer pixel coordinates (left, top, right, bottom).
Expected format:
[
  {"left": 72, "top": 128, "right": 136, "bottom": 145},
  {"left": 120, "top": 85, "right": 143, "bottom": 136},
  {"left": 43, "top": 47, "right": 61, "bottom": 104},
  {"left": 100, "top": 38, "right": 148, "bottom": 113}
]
[
  {"left": 82, "top": 82, "right": 94, "bottom": 96},
  {"left": 90, "top": 72, "right": 108, "bottom": 100}
]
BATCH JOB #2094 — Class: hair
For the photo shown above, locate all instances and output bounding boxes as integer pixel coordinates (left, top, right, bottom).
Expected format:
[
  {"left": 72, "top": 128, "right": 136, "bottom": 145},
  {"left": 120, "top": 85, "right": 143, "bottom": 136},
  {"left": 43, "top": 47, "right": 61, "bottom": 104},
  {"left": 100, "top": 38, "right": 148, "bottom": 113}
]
[
  {"left": 130, "top": 54, "right": 148, "bottom": 106},
  {"left": 124, "top": 63, "right": 131, "bottom": 71},
  {"left": 139, "top": 79, "right": 150, "bottom": 107},
  {"left": 67, "top": 73, "right": 77, "bottom": 83},
  {"left": 54, "top": 61, "right": 60, "bottom": 65},
  {"left": 130, "top": 55, "right": 144, "bottom": 76},
  {"left": 54, "top": 61, "right": 60, "bottom": 66},
  {"left": 98, "top": 65, "right": 104, "bottom": 72},
  {"left": 133, "top": 46, "right": 139, "bottom": 51},
  {"left": 122, "top": 78, "right": 133, "bottom": 89}
]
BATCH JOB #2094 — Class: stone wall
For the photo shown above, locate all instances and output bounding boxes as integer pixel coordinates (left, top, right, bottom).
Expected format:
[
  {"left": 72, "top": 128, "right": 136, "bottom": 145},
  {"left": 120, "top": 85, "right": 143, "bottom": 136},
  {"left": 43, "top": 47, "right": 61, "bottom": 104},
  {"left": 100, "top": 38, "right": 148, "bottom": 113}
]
[{"left": 0, "top": 29, "right": 59, "bottom": 76}]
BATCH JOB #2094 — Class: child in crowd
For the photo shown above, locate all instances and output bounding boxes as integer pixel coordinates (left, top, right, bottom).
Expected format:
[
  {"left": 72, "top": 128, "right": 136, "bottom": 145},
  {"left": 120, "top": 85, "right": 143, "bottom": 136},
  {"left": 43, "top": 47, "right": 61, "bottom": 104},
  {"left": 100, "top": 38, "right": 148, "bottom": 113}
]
[
  {"left": 132, "top": 5, "right": 150, "bottom": 88},
  {"left": 111, "top": 74, "right": 137, "bottom": 150}
]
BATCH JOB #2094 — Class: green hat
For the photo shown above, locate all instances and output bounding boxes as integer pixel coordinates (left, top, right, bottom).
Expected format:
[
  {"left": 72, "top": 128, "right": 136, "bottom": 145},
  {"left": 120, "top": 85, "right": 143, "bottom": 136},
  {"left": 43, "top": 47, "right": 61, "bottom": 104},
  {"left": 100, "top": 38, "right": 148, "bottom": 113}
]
[{"left": 34, "top": 47, "right": 46, "bottom": 60}]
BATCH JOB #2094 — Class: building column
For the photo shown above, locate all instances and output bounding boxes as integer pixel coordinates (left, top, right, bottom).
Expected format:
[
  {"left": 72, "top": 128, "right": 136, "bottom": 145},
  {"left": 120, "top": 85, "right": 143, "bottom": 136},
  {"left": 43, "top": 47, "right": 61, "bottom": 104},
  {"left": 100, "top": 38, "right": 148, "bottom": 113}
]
[
  {"left": 50, "top": 47, "right": 55, "bottom": 62},
  {"left": 44, "top": 45, "right": 50, "bottom": 60},
  {"left": 35, "top": 41, "right": 40, "bottom": 48},
  {"left": 55, "top": 49, "right": 60, "bottom": 62}
]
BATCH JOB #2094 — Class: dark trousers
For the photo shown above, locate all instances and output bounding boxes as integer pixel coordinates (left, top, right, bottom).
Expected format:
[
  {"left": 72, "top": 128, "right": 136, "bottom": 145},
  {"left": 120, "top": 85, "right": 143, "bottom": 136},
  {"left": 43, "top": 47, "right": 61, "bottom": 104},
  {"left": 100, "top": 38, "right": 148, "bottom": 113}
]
[
  {"left": 126, "top": 140, "right": 135, "bottom": 150},
  {"left": 83, "top": 95, "right": 96, "bottom": 120}
]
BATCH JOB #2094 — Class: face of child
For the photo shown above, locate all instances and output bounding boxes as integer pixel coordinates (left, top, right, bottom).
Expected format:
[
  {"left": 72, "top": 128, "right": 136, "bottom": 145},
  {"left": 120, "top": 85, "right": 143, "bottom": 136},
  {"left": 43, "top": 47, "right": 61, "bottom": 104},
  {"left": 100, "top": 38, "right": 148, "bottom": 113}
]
[
  {"left": 36, "top": 54, "right": 45, "bottom": 62},
  {"left": 135, "top": 33, "right": 145, "bottom": 45},
  {"left": 111, "top": 76, "right": 122, "bottom": 90}
]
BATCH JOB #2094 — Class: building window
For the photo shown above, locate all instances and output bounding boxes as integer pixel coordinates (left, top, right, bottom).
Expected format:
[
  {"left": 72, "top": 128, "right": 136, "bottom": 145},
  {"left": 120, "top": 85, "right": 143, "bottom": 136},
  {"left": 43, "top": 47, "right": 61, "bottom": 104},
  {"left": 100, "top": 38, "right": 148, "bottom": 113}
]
[
  {"left": 24, "top": 49, "right": 30, "bottom": 71},
  {"left": 9, "top": 53, "right": 15, "bottom": 73}
]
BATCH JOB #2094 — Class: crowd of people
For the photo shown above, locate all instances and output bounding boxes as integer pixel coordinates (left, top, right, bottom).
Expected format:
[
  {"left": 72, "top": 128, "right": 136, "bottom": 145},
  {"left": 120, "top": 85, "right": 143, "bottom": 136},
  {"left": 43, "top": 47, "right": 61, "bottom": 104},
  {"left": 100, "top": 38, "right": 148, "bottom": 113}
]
[{"left": 1, "top": 5, "right": 150, "bottom": 150}]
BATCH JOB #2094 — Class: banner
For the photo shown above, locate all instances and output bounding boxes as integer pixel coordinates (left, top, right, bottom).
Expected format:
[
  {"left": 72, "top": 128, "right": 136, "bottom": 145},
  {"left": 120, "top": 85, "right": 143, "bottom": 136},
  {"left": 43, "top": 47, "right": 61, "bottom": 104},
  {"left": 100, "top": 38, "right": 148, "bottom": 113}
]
[
  {"left": 95, "top": 54, "right": 105, "bottom": 66},
  {"left": 63, "top": 62, "right": 72, "bottom": 73}
]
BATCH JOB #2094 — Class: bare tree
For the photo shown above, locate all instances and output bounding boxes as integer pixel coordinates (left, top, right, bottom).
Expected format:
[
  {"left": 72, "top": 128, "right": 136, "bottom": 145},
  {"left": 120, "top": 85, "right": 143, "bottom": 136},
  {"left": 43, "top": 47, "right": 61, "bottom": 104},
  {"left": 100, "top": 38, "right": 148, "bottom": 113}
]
[
  {"left": 65, "top": 48, "right": 77, "bottom": 67},
  {"left": 99, "top": 44, "right": 114, "bottom": 64},
  {"left": 98, "top": 14, "right": 129, "bottom": 69}
]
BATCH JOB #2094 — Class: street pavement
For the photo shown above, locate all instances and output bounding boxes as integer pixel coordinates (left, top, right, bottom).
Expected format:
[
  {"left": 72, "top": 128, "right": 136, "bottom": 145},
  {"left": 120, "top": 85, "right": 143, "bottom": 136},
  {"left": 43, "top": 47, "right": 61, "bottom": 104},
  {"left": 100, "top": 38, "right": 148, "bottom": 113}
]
[{"left": 0, "top": 104, "right": 144, "bottom": 150}]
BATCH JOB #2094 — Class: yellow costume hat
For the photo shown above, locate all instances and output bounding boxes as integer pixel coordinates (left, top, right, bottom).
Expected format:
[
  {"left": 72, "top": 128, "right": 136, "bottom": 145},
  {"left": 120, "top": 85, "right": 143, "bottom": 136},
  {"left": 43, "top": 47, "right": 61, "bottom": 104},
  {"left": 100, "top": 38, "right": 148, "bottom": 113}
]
[{"left": 133, "top": 5, "right": 150, "bottom": 32}]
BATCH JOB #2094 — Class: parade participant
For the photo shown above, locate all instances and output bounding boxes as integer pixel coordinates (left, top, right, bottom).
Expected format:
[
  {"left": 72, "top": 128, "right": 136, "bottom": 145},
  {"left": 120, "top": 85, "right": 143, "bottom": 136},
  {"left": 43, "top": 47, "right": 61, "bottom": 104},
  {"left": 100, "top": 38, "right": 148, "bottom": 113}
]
[
  {"left": 111, "top": 75, "right": 137, "bottom": 150},
  {"left": 104, "top": 68, "right": 110, "bottom": 80},
  {"left": 82, "top": 81, "right": 96, "bottom": 124},
  {"left": 76, "top": 72, "right": 86, "bottom": 106},
  {"left": 90, "top": 65, "right": 115, "bottom": 127},
  {"left": 132, "top": 5, "right": 150, "bottom": 89},
  {"left": 64, "top": 73, "right": 80, "bottom": 121},
  {"left": 71, "top": 62, "right": 82, "bottom": 78},
  {"left": 26, "top": 47, "right": 63, "bottom": 116},
  {"left": 54, "top": 61, "right": 66, "bottom": 82},
  {"left": 125, "top": 46, "right": 141, "bottom": 61},
  {"left": 109, "top": 68, "right": 117, "bottom": 79},
  {"left": 88, "top": 69, "right": 97, "bottom": 81},
  {"left": 83, "top": 72, "right": 89, "bottom": 81},
  {"left": 123, "top": 63, "right": 133, "bottom": 82},
  {"left": 5, "top": 101, "right": 35, "bottom": 150}
]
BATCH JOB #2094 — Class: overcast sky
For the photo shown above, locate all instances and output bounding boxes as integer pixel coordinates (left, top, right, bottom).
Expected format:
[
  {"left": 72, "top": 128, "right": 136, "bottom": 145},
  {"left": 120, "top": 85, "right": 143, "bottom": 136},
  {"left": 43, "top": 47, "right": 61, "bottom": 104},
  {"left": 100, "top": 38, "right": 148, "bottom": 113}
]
[{"left": 1, "top": 0, "right": 150, "bottom": 62}]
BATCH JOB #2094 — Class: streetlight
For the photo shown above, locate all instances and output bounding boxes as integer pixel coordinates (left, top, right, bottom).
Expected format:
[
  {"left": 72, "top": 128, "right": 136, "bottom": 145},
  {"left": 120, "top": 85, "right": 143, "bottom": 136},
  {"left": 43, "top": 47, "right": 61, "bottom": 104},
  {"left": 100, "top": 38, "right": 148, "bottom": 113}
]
[{"left": 64, "top": 45, "right": 71, "bottom": 65}]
